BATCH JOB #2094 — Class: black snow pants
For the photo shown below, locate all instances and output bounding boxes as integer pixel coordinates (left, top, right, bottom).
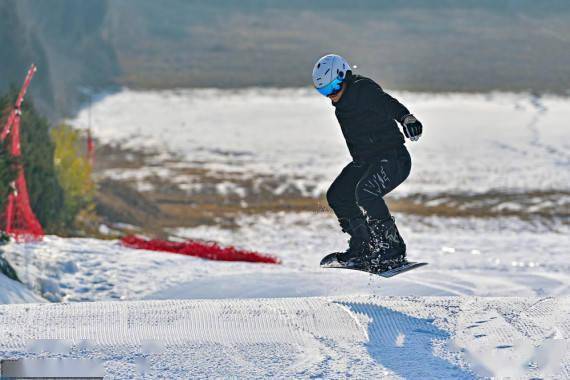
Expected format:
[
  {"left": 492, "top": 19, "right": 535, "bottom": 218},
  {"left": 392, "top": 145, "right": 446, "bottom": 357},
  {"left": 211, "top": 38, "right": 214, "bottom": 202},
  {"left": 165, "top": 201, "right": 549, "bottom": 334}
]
[{"left": 326, "top": 146, "right": 411, "bottom": 221}]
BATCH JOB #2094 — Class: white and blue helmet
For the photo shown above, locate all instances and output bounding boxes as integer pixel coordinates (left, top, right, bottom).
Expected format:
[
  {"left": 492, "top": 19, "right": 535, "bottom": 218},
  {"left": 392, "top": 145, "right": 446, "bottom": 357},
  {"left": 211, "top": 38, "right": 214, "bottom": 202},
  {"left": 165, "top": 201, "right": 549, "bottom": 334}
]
[{"left": 312, "top": 54, "right": 351, "bottom": 96}]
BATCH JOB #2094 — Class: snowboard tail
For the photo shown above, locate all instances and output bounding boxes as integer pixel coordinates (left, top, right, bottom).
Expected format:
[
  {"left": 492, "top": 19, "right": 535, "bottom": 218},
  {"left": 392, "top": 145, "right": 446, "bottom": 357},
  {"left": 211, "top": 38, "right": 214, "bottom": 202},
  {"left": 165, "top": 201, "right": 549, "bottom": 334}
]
[{"left": 374, "top": 261, "right": 427, "bottom": 278}]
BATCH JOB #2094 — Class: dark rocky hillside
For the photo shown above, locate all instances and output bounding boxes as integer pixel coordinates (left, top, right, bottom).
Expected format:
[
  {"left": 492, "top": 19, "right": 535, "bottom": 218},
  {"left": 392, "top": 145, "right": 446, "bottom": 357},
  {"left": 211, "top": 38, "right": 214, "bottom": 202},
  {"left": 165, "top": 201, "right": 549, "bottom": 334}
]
[
  {"left": 0, "top": 0, "right": 119, "bottom": 119},
  {"left": 107, "top": 0, "right": 570, "bottom": 94},
  {"left": 1, "top": 0, "right": 569, "bottom": 119}
]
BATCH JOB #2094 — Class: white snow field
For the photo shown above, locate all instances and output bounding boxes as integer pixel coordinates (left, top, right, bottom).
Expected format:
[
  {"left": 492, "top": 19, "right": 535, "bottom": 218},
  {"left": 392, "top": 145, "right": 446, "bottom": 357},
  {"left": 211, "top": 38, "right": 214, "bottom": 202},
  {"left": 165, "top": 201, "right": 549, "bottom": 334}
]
[
  {"left": 1, "top": 296, "right": 569, "bottom": 378},
  {"left": 0, "top": 273, "right": 44, "bottom": 304},
  {"left": 71, "top": 89, "right": 570, "bottom": 199},
  {"left": 0, "top": 89, "right": 567, "bottom": 378},
  {"left": 2, "top": 214, "right": 568, "bottom": 303}
]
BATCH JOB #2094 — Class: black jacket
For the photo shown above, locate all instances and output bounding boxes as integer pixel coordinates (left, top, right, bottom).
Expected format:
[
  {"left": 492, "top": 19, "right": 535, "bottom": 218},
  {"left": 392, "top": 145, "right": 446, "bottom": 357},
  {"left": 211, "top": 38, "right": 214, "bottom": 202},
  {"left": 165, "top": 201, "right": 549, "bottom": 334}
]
[{"left": 333, "top": 74, "right": 409, "bottom": 161}]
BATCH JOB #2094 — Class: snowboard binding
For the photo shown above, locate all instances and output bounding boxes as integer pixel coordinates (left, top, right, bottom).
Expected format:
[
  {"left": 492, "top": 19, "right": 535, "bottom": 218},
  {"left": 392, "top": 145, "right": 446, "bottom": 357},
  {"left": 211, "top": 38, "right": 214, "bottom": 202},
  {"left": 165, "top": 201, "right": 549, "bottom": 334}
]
[{"left": 321, "top": 216, "right": 427, "bottom": 277}]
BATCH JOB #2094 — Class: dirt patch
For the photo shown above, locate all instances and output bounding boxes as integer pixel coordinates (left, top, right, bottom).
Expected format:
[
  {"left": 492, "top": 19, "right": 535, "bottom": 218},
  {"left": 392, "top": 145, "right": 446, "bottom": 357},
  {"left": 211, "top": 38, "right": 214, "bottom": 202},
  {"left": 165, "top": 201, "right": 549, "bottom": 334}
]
[
  {"left": 92, "top": 143, "right": 328, "bottom": 237},
  {"left": 92, "top": 143, "right": 568, "bottom": 237}
]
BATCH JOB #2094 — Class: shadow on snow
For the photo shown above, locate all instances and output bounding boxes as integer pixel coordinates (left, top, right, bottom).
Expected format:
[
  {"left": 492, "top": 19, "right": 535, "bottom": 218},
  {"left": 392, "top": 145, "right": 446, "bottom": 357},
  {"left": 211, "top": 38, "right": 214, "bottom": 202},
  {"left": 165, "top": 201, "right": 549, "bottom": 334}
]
[{"left": 340, "top": 302, "right": 474, "bottom": 379}]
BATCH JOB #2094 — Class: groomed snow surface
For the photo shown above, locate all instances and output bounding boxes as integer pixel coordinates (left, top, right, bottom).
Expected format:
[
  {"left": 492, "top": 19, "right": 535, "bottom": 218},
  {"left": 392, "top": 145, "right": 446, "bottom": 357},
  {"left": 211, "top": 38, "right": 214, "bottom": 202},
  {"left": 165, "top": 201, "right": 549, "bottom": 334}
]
[
  {"left": 1, "top": 296, "right": 569, "bottom": 378},
  {"left": 0, "top": 90, "right": 568, "bottom": 378},
  {"left": 2, "top": 212, "right": 568, "bottom": 378}
]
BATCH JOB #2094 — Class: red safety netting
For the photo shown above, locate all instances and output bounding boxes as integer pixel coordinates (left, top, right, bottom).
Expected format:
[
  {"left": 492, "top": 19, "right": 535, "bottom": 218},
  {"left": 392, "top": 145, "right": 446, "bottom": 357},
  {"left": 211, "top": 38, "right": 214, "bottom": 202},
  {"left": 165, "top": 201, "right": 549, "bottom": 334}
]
[
  {"left": 0, "top": 64, "right": 44, "bottom": 241},
  {"left": 120, "top": 235, "right": 281, "bottom": 264}
]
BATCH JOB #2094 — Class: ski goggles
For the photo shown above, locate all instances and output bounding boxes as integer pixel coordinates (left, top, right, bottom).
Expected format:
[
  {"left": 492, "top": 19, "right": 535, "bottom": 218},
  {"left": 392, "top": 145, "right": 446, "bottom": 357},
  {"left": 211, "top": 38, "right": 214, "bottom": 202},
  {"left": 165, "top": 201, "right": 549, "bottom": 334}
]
[{"left": 315, "top": 77, "right": 344, "bottom": 97}]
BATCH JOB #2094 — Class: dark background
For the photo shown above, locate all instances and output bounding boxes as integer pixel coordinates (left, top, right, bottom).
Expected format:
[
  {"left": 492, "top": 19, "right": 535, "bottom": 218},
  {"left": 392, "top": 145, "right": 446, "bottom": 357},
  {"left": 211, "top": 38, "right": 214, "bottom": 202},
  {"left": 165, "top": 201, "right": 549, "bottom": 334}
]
[{"left": 1, "top": 0, "right": 569, "bottom": 119}]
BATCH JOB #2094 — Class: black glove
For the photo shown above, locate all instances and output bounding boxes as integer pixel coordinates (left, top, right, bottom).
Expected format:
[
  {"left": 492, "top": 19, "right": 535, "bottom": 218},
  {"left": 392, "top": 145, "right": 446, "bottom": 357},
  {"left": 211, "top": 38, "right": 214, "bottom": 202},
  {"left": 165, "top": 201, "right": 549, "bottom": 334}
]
[{"left": 400, "top": 114, "right": 422, "bottom": 141}]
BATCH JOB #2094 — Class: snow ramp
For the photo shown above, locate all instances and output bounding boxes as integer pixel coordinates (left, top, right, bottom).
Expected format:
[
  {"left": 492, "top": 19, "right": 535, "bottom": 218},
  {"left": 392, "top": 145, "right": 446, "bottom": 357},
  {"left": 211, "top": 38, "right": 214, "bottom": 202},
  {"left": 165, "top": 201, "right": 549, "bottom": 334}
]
[{"left": 1, "top": 296, "right": 569, "bottom": 378}]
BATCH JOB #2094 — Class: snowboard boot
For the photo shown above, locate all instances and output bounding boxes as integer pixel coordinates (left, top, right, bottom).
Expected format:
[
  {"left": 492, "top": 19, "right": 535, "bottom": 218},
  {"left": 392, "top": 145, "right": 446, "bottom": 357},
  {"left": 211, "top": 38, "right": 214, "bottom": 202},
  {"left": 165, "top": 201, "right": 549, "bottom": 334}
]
[
  {"left": 320, "top": 216, "right": 373, "bottom": 268},
  {"left": 368, "top": 217, "right": 407, "bottom": 269}
]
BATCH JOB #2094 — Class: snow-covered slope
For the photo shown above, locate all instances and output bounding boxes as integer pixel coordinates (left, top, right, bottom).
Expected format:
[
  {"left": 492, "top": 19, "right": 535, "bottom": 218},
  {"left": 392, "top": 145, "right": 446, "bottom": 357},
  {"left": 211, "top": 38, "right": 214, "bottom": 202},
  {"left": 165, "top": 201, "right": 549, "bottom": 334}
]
[
  {"left": 0, "top": 273, "right": 44, "bottom": 304},
  {"left": 2, "top": 212, "right": 568, "bottom": 303},
  {"left": 70, "top": 90, "right": 570, "bottom": 201},
  {"left": 1, "top": 296, "right": 568, "bottom": 378},
  {"left": 6, "top": 89, "right": 554, "bottom": 378},
  {"left": 63, "top": 89, "right": 568, "bottom": 302}
]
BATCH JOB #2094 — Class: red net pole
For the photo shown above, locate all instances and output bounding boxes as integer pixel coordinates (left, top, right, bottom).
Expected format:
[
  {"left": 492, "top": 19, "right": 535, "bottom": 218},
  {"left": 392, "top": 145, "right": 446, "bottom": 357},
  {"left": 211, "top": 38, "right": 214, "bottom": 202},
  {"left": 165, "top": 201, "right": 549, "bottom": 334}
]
[
  {"left": 87, "top": 128, "right": 95, "bottom": 166},
  {"left": 10, "top": 111, "right": 21, "bottom": 156},
  {"left": 1, "top": 65, "right": 36, "bottom": 142},
  {"left": 1, "top": 64, "right": 44, "bottom": 241}
]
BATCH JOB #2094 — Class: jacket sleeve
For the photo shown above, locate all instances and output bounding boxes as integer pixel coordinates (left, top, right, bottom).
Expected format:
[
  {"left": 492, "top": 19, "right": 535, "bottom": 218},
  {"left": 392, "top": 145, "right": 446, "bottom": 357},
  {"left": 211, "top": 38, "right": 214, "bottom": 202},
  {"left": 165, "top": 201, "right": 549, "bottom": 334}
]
[{"left": 362, "top": 81, "right": 410, "bottom": 122}]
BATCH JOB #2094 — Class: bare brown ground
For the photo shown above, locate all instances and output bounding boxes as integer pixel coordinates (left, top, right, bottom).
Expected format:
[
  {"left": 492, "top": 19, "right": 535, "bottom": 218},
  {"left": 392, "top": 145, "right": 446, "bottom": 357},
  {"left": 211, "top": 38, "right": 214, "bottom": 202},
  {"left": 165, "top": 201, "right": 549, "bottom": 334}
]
[
  {"left": 92, "top": 143, "right": 568, "bottom": 237},
  {"left": 92, "top": 143, "right": 329, "bottom": 237}
]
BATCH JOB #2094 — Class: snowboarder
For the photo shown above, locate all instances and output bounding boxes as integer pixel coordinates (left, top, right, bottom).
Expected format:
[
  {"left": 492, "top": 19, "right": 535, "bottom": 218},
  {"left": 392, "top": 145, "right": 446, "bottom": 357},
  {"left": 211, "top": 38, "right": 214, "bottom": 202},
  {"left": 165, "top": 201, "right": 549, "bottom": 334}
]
[{"left": 313, "top": 54, "right": 423, "bottom": 272}]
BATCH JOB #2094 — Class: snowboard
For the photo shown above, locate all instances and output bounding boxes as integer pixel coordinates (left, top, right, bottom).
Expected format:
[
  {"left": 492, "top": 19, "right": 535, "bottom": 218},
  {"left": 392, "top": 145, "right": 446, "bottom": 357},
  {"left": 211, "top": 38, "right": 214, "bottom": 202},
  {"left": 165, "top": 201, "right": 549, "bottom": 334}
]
[{"left": 320, "top": 255, "right": 427, "bottom": 278}]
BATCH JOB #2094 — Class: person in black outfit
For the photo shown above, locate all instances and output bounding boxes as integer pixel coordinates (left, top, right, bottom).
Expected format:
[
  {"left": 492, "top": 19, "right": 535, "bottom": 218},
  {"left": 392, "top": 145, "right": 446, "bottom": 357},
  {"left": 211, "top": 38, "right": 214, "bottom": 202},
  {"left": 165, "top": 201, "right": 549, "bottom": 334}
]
[{"left": 312, "top": 54, "right": 423, "bottom": 269}]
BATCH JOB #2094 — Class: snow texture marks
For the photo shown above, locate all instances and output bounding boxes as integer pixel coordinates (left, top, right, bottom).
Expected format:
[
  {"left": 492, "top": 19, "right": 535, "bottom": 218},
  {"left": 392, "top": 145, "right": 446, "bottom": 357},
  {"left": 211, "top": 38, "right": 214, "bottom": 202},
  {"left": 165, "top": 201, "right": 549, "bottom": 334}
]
[
  {"left": 452, "top": 297, "right": 570, "bottom": 378},
  {"left": 0, "top": 298, "right": 371, "bottom": 378},
  {"left": 1, "top": 296, "right": 569, "bottom": 378}
]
